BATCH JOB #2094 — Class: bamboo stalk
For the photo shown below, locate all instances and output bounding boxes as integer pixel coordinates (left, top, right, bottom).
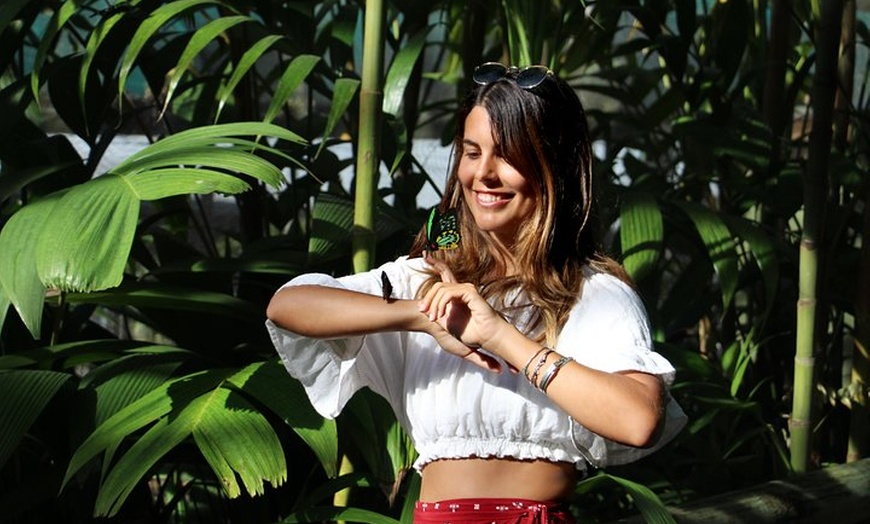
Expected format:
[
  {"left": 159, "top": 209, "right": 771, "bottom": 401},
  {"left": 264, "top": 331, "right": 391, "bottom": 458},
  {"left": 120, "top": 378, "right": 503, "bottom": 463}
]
[
  {"left": 336, "top": 0, "right": 385, "bottom": 515},
  {"left": 790, "top": 0, "right": 843, "bottom": 473},
  {"left": 352, "top": 0, "right": 385, "bottom": 275}
]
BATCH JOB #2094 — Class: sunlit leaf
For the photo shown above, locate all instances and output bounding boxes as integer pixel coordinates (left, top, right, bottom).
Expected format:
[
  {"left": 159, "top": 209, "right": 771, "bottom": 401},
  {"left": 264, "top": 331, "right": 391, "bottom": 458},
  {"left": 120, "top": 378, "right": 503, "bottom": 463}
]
[
  {"left": 383, "top": 30, "right": 428, "bottom": 116},
  {"left": 160, "top": 15, "right": 253, "bottom": 117},
  {"left": 118, "top": 0, "right": 231, "bottom": 104},
  {"left": 677, "top": 202, "right": 739, "bottom": 308},
  {"left": 0, "top": 196, "right": 59, "bottom": 336},
  {"left": 620, "top": 192, "right": 663, "bottom": 282},
  {"left": 316, "top": 77, "right": 361, "bottom": 158},
  {"left": 216, "top": 35, "right": 284, "bottom": 121},
  {"left": 191, "top": 387, "right": 286, "bottom": 498},
  {"left": 227, "top": 360, "right": 339, "bottom": 478},
  {"left": 29, "top": 0, "right": 80, "bottom": 102},
  {"left": 35, "top": 175, "right": 137, "bottom": 292},
  {"left": 63, "top": 370, "right": 228, "bottom": 489},
  {"left": 263, "top": 54, "right": 321, "bottom": 124}
]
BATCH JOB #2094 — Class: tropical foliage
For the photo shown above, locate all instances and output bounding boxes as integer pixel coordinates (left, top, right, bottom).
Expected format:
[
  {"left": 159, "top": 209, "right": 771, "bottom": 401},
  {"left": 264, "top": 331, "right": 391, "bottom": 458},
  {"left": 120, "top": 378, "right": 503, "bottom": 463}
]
[{"left": 0, "top": 0, "right": 866, "bottom": 523}]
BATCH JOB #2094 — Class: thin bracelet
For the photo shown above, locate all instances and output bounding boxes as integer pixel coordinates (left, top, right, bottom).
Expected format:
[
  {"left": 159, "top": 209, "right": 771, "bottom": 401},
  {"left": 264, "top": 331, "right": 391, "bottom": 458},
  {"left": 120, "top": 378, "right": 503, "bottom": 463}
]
[
  {"left": 529, "top": 349, "right": 554, "bottom": 386},
  {"left": 522, "top": 347, "right": 548, "bottom": 379},
  {"left": 538, "top": 356, "right": 574, "bottom": 392}
]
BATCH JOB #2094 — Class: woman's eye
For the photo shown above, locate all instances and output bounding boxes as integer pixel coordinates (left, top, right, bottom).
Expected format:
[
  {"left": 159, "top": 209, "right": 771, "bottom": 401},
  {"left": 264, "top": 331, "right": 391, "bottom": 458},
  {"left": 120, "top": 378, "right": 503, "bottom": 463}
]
[{"left": 464, "top": 150, "right": 480, "bottom": 159}]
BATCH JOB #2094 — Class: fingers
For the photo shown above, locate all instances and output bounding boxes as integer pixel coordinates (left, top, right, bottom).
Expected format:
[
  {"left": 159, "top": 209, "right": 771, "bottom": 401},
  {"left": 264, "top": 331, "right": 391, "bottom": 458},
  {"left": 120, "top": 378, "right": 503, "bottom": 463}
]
[
  {"left": 430, "top": 327, "right": 502, "bottom": 373},
  {"left": 419, "top": 281, "right": 474, "bottom": 321}
]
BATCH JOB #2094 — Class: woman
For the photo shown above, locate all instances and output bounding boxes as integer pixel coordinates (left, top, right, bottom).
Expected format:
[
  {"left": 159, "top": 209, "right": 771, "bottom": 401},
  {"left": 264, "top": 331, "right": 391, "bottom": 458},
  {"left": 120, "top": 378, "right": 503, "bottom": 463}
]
[{"left": 266, "top": 62, "right": 685, "bottom": 523}]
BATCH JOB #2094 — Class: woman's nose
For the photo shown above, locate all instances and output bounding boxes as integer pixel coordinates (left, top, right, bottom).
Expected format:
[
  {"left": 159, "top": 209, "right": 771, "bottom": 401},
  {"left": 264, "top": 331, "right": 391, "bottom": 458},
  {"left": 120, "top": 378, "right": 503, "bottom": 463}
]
[{"left": 475, "top": 156, "right": 498, "bottom": 182}]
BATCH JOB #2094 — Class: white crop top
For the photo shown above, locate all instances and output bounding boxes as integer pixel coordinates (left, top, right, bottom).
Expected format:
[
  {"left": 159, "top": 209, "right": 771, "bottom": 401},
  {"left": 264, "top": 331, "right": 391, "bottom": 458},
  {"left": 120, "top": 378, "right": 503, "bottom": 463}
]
[{"left": 266, "top": 256, "right": 686, "bottom": 473}]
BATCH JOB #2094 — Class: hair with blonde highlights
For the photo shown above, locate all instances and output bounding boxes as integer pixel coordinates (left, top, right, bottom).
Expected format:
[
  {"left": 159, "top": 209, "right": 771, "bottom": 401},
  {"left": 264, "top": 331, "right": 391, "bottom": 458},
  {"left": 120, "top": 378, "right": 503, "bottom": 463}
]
[{"left": 409, "top": 68, "right": 629, "bottom": 344}]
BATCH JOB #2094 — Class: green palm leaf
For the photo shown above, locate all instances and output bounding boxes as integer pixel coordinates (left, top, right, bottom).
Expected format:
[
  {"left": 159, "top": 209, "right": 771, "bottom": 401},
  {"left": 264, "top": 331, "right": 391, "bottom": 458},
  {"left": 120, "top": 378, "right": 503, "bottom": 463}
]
[
  {"left": 263, "top": 54, "right": 321, "bottom": 124},
  {"left": 316, "top": 78, "right": 361, "bottom": 158},
  {"left": 63, "top": 370, "right": 229, "bottom": 489},
  {"left": 0, "top": 196, "right": 58, "bottom": 336},
  {"left": 0, "top": 370, "right": 71, "bottom": 469},
  {"left": 227, "top": 360, "right": 339, "bottom": 478},
  {"left": 577, "top": 472, "right": 676, "bottom": 524},
  {"left": 193, "top": 388, "right": 286, "bottom": 498},
  {"left": 382, "top": 30, "right": 428, "bottom": 117},
  {"left": 620, "top": 191, "right": 663, "bottom": 282},
  {"left": 0, "top": 122, "right": 306, "bottom": 334},
  {"left": 677, "top": 202, "right": 739, "bottom": 308},
  {"left": 35, "top": 175, "right": 138, "bottom": 292},
  {"left": 160, "top": 15, "right": 254, "bottom": 117},
  {"left": 216, "top": 35, "right": 285, "bottom": 121},
  {"left": 28, "top": 0, "right": 79, "bottom": 101},
  {"left": 118, "top": 0, "right": 232, "bottom": 103}
]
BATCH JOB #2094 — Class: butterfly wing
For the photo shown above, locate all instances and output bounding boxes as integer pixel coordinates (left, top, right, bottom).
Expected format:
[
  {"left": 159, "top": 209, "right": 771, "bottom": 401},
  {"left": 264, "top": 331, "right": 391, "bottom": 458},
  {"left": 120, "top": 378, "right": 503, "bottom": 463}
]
[
  {"left": 427, "top": 208, "right": 460, "bottom": 250},
  {"left": 380, "top": 271, "right": 393, "bottom": 301}
]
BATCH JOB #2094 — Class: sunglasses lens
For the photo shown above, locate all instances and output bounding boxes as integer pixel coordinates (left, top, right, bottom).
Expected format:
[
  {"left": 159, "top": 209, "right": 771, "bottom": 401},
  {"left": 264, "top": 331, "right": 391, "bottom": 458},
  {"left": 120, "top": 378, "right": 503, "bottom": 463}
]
[
  {"left": 473, "top": 62, "right": 508, "bottom": 85},
  {"left": 515, "top": 66, "right": 551, "bottom": 89}
]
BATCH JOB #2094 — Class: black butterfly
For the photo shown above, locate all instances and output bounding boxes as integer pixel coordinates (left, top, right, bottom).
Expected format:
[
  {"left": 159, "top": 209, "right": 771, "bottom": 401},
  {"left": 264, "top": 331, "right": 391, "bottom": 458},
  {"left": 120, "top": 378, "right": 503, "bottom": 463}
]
[
  {"left": 380, "top": 271, "right": 393, "bottom": 301},
  {"left": 426, "top": 208, "right": 460, "bottom": 251}
]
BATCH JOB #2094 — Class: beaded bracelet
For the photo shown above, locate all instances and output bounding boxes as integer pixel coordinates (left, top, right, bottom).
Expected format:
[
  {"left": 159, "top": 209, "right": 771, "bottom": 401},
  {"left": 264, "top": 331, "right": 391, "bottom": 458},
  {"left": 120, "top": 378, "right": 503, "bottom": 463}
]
[
  {"left": 522, "top": 347, "right": 548, "bottom": 379},
  {"left": 529, "top": 348, "right": 555, "bottom": 386},
  {"left": 538, "top": 355, "right": 574, "bottom": 392}
]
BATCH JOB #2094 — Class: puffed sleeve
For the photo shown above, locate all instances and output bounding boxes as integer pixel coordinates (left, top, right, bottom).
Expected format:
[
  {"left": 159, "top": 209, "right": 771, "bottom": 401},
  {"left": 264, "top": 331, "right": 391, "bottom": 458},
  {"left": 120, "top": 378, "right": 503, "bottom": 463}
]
[
  {"left": 556, "top": 270, "right": 687, "bottom": 467},
  {"left": 265, "top": 256, "right": 428, "bottom": 420}
]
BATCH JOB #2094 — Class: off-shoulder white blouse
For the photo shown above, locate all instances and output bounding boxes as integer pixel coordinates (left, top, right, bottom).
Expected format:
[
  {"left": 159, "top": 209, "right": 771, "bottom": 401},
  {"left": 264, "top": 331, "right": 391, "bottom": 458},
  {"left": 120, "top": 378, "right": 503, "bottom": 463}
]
[{"left": 266, "top": 256, "right": 686, "bottom": 473}]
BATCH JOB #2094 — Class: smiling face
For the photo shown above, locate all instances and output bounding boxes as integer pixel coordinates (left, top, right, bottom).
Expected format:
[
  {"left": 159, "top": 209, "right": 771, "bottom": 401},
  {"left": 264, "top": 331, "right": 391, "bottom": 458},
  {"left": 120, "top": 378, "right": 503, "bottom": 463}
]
[{"left": 457, "top": 106, "right": 538, "bottom": 248}]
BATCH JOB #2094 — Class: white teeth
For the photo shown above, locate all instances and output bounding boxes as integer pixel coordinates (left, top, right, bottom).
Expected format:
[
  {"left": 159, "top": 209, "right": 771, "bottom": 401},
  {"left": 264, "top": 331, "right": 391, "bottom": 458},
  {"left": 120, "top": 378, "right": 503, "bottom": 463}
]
[{"left": 478, "top": 192, "right": 506, "bottom": 203}]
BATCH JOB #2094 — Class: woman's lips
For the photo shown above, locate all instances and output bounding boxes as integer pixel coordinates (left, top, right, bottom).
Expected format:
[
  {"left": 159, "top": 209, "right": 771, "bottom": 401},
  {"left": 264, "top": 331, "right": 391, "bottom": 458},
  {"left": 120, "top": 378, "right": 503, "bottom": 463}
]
[{"left": 475, "top": 190, "right": 513, "bottom": 207}]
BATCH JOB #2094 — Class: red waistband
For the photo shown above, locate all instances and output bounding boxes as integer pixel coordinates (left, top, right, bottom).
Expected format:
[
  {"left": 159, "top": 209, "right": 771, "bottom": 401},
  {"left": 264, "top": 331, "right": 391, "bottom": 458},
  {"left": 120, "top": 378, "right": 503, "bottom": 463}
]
[{"left": 413, "top": 498, "right": 574, "bottom": 524}]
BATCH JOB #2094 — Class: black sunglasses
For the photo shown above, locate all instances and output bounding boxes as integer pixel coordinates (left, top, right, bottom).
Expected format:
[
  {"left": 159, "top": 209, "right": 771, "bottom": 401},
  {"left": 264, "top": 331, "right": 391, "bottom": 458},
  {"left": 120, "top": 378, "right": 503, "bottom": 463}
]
[{"left": 472, "top": 62, "right": 553, "bottom": 89}]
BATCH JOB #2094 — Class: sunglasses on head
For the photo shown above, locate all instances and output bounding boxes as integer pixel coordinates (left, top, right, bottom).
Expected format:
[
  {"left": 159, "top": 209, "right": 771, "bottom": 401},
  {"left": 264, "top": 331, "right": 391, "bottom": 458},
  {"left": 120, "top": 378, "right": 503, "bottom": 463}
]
[{"left": 472, "top": 62, "right": 553, "bottom": 89}]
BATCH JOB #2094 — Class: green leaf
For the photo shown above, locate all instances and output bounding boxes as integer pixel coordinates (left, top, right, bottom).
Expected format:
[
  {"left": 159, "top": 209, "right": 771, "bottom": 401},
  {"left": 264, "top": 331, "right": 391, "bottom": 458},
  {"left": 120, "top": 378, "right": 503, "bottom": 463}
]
[
  {"left": 35, "top": 175, "right": 137, "bottom": 292},
  {"left": 677, "top": 202, "right": 739, "bottom": 308},
  {"left": 620, "top": 192, "right": 663, "bottom": 282},
  {"left": 160, "top": 15, "right": 253, "bottom": 117},
  {"left": 94, "top": 408, "right": 193, "bottom": 516},
  {"left": 216, "top": 35, "right": 285, "bottom": 121},
  {"left": 118, "top": 0, "right": 230, "bottom": 104},
  {"left": 316, "top": 77, "right": 361, "bottom": 158},
  {"left": 576, "top": 472, "right": 676, "bottom": 524},
  {"left": 226, "top": 360, "right": 339, "bottom": 477},
  {"left": 0, "top": 370, "right": 71, "bottom": 469},
  {"left": 79, "top": 11, "right": 126, "bottom": 116},
  {"left": 63, "top": 370, "right": 226, "bottom": 480},
  {"left": 112, "top": 122, "right": 306, "bottom": 178},
  {"left": 65, "top": 284, "right": 264, "bottom": 324},
  {"left": 382, "top": 31, "right": 428, "bottom": 116},
  {"left": 125, "top": 168, "right": 251, "bottom": 200},
  {"left": 29, "top": 0, "right": 81, "bottom": 102},
  {"left": 85, "top": 358, "right": 186, "bottom": 428},
  {"left": 191, "top": 387, "right": 286, "bottom": 498},
  {"left": 0, "top": 196, "right": 59, "bottom": 336},
  {"left": 263, "top": 54, "right": 321, "bottom": 124}
]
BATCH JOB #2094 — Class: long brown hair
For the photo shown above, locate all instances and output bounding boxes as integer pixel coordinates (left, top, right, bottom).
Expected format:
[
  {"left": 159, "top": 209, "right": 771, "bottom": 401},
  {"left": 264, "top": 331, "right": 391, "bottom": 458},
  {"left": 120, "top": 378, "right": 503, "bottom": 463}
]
[{"left": 410, "top": 68, "right": 629, "bottom": 344}]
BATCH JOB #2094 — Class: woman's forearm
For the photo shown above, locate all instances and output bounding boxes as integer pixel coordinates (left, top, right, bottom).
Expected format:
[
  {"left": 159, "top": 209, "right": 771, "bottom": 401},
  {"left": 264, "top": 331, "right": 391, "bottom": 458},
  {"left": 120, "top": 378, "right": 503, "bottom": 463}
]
[
  {"left": 489, "top": 322, "right": 664, "bottom": 447},
  {"left": 266, "top": 285, "right": 428, "bottom": 338}
]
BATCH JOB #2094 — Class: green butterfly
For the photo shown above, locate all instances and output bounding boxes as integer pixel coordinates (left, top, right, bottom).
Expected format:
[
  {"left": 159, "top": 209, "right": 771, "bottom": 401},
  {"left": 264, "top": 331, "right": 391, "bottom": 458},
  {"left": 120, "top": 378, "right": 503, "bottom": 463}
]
[{"left": 426, "top": 208, "right": 461, "bottom": 250}]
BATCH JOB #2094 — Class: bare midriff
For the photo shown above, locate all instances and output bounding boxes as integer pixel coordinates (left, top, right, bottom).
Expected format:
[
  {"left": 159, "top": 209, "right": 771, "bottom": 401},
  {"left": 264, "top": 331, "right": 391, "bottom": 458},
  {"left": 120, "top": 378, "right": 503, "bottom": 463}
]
[{"left": 419, "top": 457, "right": 577, "bottom": 502}]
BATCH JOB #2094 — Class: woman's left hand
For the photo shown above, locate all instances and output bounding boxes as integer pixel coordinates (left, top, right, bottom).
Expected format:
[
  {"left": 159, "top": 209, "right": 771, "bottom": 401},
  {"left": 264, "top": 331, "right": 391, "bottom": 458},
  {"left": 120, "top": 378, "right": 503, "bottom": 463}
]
[{"left": 419, "top": 254, "right": 509, "bottom": 355}]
